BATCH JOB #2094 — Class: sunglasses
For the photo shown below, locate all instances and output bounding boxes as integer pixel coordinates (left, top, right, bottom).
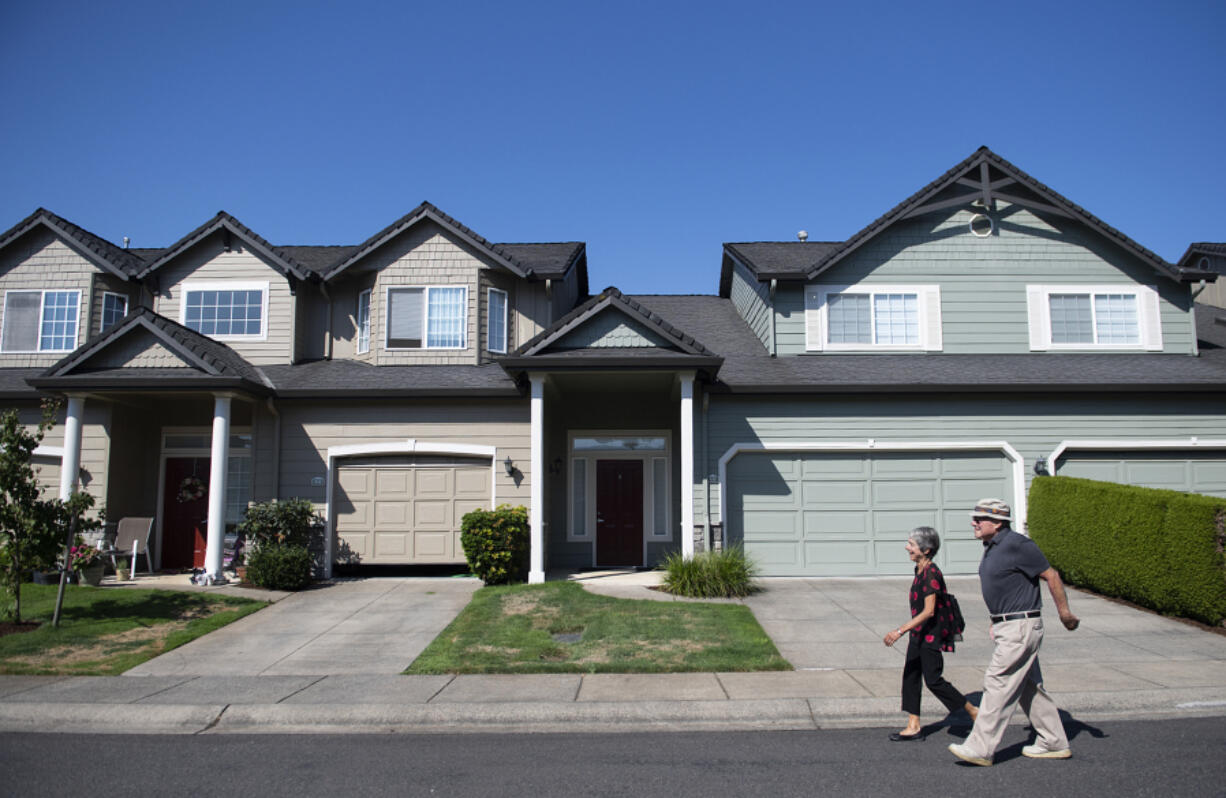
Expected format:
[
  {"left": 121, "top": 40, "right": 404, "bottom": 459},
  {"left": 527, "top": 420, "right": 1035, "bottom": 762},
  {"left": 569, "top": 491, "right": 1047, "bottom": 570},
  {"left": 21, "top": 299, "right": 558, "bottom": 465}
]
[{"left": 972, "top": 516, "right": 996, "bottom": 524}]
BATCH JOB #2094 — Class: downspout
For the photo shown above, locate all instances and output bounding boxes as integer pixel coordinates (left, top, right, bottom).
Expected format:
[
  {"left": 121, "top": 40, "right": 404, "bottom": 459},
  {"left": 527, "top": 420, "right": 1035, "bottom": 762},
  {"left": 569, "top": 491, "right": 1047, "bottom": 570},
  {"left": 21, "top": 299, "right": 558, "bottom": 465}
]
[
  {"left": 701, "top": 390, "right": 710, "bottom": 550},
  {"left": 768, "top": 279, "right": 778, "bottom": 357},
  {"left": 320, "top": 283, "right": 334, "bottom": 360},
  {"left": 265, "top": 398, "right": 281, "bottom": 500},
  {"left": 288, "top": 278, "right": 298, "bottom": 365}
]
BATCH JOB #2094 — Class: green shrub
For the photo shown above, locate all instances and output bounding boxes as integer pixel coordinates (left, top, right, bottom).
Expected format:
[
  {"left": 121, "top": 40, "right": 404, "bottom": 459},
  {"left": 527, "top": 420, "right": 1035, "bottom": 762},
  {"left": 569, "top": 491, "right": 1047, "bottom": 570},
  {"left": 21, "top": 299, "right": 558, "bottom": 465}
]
[
  {"left": 246, "top": 544, "right": 314, "bottom": 591},
  {"left": 661, "top": 545, "right": 760, "bottom": 598},
  {"left": 1029, "top": 476, "right": 1226, "bottom": 625},
  {"left": 460, "top": 504, "right": 529, "bottom": 585},
  {"left": 237, "top": 498, "right": 320, "bottom": 550}
]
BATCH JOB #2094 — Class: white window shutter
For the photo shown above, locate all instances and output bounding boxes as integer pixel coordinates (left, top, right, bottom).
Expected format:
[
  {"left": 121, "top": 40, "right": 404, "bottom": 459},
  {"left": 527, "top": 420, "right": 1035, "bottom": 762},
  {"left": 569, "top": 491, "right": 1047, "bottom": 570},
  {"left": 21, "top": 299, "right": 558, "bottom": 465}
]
[
  {"left": 923, "top": 286, "right": 943, "bottom": 351},
  {"left": 804, "top": 287, "right": 824, "bottom": 351},
  {"left": 1140, "top": 285, "right": 1163, "bottom": 351},
  {"left": 1026, "top": 285, "right": 1049, "bottom": 351}
]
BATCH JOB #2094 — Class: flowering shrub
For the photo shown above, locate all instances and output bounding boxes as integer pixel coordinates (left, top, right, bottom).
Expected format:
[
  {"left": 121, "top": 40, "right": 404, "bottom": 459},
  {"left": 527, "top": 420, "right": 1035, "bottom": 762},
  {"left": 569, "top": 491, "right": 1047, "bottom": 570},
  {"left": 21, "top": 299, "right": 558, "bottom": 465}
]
[{"left": 68, "top": 542, "right": 103, "bottom": 572}]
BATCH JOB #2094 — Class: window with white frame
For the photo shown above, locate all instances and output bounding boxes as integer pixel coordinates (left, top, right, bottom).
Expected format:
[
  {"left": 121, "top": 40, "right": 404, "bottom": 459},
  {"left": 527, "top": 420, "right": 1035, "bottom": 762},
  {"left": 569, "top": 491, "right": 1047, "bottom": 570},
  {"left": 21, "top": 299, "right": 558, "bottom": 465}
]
[
  {"left": 356, "top": 289, "right": 371, "bottom": 354},
  {"left": 488, "top": 287, "right": 508, "bottom": 354},
  {"left": 385, "top": 286, "right": 467, "bottom": 349},
  {"left": 1, "top": 290, "right": 80, "bottom": 352},
  {"left": 805, "top": 284, "right": 942, "bottom": 351},
  {"left": 101, "top": 292, "right": 127, "bottom": 332},
  {"left": 180, "top": 282, "right": 267, "bottom": 339},
  {"left": 1027, "top": 285, "right": 1162, "bottom": 350}
]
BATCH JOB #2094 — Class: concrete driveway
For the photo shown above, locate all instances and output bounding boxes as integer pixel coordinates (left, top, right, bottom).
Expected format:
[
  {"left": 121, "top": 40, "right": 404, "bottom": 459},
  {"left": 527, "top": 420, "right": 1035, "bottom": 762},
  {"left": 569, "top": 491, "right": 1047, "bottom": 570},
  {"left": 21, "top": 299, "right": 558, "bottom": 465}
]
[{"left": 126, "top": 577, "right": 480, "bottom": 676}]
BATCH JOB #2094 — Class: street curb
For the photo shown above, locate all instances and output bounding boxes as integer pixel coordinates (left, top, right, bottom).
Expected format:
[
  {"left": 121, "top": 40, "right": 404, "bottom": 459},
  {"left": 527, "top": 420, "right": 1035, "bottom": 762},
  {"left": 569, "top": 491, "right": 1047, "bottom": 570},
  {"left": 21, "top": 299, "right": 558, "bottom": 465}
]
[{"left": 0, "top": 703, "right": 226, "bottom": 735}]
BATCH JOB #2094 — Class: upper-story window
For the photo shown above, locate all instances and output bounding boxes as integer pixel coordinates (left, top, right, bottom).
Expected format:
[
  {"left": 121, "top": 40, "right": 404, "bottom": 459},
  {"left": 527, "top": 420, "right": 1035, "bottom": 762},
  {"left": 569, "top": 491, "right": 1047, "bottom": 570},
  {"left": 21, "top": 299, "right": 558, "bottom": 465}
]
[
  {"left": 386, "top": 286, "right": 467, "bottom": 349},
  {"left": 101, "top": 292, "right": 128, "bottom": 332},
  {"left": 180, "top": 281, "right": 268, "bottom": 340},
  {"left": 1, "top": 290, "right": 80, "bottom": 352},
  {"left": 805, "top": 284, "right": 942, "bottom": 351},
  {"left": 488, "top": 287, "right": 508, "bottom": 354},
  {"left": 356, "top": 289, "right": 371, "bottom": 354},
  {"left": 1027, "top": 285, "right": 1162, "bottom": 351}
]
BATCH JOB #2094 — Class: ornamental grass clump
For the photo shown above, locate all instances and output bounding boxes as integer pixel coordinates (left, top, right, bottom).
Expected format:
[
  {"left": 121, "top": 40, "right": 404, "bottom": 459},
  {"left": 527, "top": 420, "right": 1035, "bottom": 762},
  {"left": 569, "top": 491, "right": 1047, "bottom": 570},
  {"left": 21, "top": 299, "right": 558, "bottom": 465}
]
[
  {"left": 460, "top": 504, "right": 529, "bottom": 585},
  {"left": 661, "top": 545, "right": 760, "bottom": 599}
]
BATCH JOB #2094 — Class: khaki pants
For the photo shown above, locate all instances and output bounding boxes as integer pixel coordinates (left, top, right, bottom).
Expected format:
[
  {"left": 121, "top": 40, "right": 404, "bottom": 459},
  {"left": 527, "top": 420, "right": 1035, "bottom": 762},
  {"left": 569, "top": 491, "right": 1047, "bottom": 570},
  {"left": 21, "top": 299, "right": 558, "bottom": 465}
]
[{"left": 963, "top": 617, "right": 1068, "bottom": 759}]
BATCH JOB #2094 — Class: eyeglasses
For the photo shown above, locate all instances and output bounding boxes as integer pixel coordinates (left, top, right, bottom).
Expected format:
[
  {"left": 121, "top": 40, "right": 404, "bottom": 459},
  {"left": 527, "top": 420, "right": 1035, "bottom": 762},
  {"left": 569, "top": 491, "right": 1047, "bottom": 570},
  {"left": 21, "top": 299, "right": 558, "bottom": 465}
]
[{"left": 972, "top": 517, "right": 995, "bottom": 524}]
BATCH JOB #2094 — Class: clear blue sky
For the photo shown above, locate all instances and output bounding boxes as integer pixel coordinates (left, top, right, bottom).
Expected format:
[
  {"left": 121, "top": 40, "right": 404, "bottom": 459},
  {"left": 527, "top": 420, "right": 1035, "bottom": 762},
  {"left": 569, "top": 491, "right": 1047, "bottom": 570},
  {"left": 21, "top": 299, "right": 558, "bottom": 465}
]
[{"left": 2, "top": 0, "right": 1222, "bottom": 295}]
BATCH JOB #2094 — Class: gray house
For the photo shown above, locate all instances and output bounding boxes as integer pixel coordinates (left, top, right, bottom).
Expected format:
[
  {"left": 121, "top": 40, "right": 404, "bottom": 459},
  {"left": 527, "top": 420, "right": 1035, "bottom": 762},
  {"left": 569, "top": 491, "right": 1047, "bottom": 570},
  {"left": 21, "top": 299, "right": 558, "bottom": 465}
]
[{"left": 2, "top": 147, "right": 1224, "bottom": 582}]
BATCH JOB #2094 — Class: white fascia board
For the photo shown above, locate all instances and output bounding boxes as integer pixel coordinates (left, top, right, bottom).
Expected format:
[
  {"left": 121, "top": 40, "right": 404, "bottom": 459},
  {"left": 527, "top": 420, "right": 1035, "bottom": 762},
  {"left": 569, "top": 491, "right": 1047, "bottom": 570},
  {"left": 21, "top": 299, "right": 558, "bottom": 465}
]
[
  {"left": 718, "top": 440, "right": 1027, "bottom": 532},
  {"left": 1049, "top": 438, "right": 1226, "bottom": 466}
]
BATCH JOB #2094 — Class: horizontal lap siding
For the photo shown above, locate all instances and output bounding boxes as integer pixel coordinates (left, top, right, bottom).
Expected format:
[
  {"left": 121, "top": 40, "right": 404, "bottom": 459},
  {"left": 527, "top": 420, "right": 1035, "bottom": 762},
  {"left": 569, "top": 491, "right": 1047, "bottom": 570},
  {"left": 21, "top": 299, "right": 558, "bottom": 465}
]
[
  {"left": 729, "top": 259, "right": 771, "bottom": 350},
  {"left": 702, "top": 393, "right": 1226, "bottom": 527},
  {"left": 12, "top": 401, "right": 111, "bottom": 508},
  {"left": 152, "top": 240, "right": 293, "bottom": 366},
  {"left": 276, "top": 400, "right": 531, "bottom": 509},
  {"left": 774, "top": 206, "right": 1194, "bottom": 355},
  {"left": 0, "top": 233, "right": 98, "bottom": 367}
]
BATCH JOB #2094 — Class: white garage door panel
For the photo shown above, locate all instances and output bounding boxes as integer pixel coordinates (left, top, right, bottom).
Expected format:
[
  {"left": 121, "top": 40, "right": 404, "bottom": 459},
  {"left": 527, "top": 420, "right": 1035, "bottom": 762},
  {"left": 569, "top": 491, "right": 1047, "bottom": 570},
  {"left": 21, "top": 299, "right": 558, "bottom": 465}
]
[
  {"left": 1057, "top": 451, "right": 1226, "bottom": 498},
  {"left": 335, "top": 460, "right": 490, "bottom": 565},
  {"left": 730, "top": 451, "right": 1013, "bottom": 576}
]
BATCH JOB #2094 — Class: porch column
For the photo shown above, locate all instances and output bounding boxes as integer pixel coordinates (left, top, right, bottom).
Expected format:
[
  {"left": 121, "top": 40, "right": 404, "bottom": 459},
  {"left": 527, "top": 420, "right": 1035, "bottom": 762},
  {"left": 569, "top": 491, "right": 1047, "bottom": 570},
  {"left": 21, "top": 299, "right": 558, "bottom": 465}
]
[
  {"left": 529, "top": 374, "right": 546, "bottom": 584},
  {"left": 58, "top": 394, "right": 85, "bottom": 501},
  {"left": 679, "top": 372, "right": 695, "bottom": 558},
  {"left": 205, "top": 394, "right": 232, "bottom": 580}
]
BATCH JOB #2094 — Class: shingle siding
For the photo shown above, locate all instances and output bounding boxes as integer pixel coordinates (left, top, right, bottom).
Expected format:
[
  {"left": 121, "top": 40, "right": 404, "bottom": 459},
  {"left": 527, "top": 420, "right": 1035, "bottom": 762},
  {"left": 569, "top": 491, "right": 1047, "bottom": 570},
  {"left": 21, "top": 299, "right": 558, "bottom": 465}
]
[
  {"left": 0, "top": 232, "right": 95, "bottom": 367},
  {"left": 729, "top": 257, "right": 772, "bottom": 351}
]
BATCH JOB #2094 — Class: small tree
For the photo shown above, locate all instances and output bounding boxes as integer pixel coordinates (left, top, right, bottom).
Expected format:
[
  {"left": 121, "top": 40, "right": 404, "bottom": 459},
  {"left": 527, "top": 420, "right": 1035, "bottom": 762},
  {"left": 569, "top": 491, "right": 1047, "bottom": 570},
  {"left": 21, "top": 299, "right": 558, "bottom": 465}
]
[
  {"left": 0, "top": 401, "right": 62, "bottom": 622},
  {"left": 237, "top": 498, "right": 321, "bottom": 590}
]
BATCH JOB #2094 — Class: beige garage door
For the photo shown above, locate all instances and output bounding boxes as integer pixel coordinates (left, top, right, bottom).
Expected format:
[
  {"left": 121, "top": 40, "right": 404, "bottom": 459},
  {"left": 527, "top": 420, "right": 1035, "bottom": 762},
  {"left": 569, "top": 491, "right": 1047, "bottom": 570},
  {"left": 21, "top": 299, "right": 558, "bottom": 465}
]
[{"left": 334, "top": 456, "right": 490, "bottom": 565}]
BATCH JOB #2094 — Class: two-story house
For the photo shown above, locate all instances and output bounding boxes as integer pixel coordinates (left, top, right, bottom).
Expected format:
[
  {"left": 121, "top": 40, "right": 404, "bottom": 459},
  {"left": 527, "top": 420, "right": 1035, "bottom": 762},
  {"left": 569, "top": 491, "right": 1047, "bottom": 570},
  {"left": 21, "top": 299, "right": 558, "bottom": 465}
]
[{"left": 2, "top": 147, "right": 1224, "bottom": 582}]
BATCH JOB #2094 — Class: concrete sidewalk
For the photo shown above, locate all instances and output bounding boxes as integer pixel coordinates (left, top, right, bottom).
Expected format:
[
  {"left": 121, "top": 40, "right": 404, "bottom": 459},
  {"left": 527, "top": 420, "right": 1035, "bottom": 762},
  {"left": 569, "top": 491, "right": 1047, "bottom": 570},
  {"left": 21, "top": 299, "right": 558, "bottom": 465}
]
[{"left": 2, "top": 571, "right": 1225, "bottom": 735}]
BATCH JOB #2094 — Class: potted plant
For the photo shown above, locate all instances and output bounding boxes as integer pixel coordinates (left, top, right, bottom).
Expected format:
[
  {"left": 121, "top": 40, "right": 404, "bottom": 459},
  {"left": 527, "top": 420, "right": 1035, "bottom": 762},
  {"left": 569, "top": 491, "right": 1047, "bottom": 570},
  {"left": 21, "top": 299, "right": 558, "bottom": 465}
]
[
  {"left": 114, "top": 556, "right": 130, "bottom": 582},
  {"left": 69, "top": 541, "right": 105, "bottom": 586}
]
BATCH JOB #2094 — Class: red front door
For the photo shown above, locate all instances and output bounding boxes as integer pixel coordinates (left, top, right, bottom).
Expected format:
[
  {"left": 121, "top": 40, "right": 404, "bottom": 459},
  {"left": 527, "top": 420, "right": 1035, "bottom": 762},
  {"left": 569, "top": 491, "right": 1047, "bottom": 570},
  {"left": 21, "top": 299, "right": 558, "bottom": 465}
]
[
  {"left": 595, "top": 459, "right": 643, "bottom": 567},
  {"left": 162, "top": 457, "right": 210, "bottom": 569}
]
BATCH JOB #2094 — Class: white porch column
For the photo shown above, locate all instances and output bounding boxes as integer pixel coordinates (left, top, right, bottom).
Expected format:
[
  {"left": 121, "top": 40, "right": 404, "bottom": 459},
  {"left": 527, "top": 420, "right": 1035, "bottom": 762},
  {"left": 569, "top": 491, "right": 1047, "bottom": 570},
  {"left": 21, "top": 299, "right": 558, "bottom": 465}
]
[
  {"left": 529, "top": 374, "right": 546, "bottom": 584},
  {"left": 205, "top": 394, "right": 232, "bottom": 579},
  {"left": 679, "top": 372, "right": 695, "bottom": 558},
  {"left": 58, "top": 395, "right": 85, "bottom": 501}
]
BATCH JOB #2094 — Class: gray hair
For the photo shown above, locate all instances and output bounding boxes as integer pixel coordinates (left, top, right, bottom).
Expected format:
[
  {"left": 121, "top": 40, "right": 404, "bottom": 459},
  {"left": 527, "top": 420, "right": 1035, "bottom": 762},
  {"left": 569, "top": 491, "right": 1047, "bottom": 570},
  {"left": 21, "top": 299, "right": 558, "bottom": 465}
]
[{"left": 909, "top": 526, "right": 941, "bottom": 557}]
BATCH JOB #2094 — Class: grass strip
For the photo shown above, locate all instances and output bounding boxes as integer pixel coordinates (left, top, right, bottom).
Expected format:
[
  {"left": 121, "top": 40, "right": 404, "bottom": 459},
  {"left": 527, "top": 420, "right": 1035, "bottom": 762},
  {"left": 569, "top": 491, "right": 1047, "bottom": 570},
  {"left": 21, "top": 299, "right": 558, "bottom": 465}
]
[
  {"left": 0, "top": 584, "right": 267, "bottom": 675},
  {"left": 406, "top": 581, "right": 790, "bottom": 674}
]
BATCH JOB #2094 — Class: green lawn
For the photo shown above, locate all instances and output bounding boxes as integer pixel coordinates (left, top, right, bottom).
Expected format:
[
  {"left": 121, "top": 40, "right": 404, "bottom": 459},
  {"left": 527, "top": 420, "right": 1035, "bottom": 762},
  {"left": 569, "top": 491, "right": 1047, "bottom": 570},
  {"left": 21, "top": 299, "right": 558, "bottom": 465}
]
[
  {"left": 406, "top": 580, "right": 791, "bottom": 674},
  {"left": 0, "top": 584, "right": 267, "bottom": 675}
]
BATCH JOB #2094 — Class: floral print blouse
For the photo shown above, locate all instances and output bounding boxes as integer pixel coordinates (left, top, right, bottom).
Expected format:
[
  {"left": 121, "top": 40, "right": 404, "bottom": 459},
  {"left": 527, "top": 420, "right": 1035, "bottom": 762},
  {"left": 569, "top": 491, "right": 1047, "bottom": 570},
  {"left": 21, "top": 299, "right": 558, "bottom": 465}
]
[{"left": 909, "top": 563, "right": 957, "bottom": 652}]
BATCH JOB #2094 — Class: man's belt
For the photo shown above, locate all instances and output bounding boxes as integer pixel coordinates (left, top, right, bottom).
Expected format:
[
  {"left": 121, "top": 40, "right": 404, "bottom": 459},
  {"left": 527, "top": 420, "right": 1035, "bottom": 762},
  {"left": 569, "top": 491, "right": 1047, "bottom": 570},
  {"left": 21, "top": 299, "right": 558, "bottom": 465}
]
[{"left": 989, "top": 610, "right": 1041, "bottom": 623}]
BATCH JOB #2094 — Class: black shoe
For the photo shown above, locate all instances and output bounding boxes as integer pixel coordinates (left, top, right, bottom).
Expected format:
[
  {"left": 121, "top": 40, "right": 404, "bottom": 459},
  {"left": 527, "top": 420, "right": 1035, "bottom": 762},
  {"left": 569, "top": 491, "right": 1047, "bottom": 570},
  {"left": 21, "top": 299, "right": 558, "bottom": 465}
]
[{"left": 889, "top": 732, "right": 923, "bottom": 742}]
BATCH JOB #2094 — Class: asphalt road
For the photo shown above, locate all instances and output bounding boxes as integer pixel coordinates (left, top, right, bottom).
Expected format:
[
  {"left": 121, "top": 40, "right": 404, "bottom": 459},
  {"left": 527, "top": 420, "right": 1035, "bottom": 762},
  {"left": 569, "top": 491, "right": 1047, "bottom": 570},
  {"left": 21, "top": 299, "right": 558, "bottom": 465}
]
[{"left": 4, "top": 717, "right": 1224, "bottom": 797}]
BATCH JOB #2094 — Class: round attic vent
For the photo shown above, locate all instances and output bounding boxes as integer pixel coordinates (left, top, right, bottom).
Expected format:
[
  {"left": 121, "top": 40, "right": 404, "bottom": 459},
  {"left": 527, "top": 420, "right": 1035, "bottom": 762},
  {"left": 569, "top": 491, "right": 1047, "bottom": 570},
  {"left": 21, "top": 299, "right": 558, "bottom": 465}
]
[{"left": 969, "top": 213, "right": 994, "bottom": 238}]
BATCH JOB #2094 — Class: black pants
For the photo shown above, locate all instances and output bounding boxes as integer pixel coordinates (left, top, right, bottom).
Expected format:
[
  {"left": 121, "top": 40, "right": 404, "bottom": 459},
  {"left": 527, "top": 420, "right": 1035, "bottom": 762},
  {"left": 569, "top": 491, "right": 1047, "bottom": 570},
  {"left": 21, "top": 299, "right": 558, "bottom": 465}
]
[{"left": 901, "top": 637, "right": 967, "bottom": 716}]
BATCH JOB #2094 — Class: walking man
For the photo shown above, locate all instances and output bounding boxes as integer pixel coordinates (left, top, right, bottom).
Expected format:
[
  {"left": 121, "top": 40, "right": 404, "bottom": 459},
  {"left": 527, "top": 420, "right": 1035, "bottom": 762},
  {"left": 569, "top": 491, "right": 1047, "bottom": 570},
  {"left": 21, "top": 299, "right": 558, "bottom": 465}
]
[{"left": 948, "top": 498, "right": 1080, "bottom": 766}]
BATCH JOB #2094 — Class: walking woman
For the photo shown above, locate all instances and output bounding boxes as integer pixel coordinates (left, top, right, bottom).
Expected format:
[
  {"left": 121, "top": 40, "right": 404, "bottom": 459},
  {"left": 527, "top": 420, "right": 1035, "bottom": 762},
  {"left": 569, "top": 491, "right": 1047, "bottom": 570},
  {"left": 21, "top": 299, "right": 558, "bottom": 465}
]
[{"left": 882, "top": 526, "right": 978, "bottom": 741}]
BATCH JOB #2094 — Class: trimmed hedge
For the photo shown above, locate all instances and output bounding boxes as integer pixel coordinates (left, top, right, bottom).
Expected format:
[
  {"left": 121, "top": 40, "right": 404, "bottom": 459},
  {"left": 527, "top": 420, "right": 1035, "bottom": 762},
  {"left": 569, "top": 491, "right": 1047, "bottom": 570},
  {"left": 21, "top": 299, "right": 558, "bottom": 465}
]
[
  {"left": 460, "top": 504, "right": 529, "bottom": 585},
  {"left": 246, "top": 544, "right": 315, "bottom": 591},
  {"left": 1028, "top": 476, "right": 1226, "bottom": 625}
]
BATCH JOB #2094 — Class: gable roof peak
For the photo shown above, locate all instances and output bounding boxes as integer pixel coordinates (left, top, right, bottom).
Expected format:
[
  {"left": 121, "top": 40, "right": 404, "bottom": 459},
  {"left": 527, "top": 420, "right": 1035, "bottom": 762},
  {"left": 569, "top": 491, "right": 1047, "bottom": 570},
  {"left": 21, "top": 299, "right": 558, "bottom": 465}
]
[
  {"left": 136, "top": 210, "right": 312, "bottom": 282},
  {"left": 0, "top": 207, "right": 146, "bottom": 278}
]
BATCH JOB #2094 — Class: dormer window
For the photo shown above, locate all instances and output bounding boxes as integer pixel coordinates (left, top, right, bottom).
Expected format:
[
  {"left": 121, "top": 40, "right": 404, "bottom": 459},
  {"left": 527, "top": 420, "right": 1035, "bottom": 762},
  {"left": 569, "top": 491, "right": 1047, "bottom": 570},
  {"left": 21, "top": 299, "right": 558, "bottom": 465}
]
[
  {"left": 386, "top": 285, "right": 467, "bottom": 350},
  {"left": 1, "top": 290, "right": 80, "bottom": 352},
  {"left": 356, "top": 289, "right": 371, "bottom": 354},
  {"left": 101, "top": 292, "right": 127, "bottom": 332},
  {"left": 488, "top": 288, "right": 508, "bottom": 354},
  {"left": 805, "top": 284, "right": 943, "bottom": 351},
  {"left": 180, "top": 281, "right": 268, "bottom": 340}
]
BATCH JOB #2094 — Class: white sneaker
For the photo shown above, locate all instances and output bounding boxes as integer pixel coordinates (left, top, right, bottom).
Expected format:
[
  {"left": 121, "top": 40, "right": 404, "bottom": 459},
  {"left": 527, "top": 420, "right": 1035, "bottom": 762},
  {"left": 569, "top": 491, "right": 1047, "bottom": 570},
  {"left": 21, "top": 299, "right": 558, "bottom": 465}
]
[
  {"left": 1022, "top": 744, "right": 1072, "bottom": 759},
  {"left": 948, "top": 743, "right": 993, "bottom": 767}
]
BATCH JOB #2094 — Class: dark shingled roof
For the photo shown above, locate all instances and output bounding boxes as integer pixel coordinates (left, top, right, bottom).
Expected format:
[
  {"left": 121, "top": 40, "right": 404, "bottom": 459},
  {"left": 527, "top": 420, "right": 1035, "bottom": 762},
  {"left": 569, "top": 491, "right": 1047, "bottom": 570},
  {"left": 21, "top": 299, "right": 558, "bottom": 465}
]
[
  {"left": 260, "top": 360, "right": 519, "bottom": 397},
  {"left": 0, "top": 208, "right": 147, "bottom": 278},
  {"left": 722, "top": 147, "right": 1215, "bottom": 288},
  {"left": 137, "top": 211, "right": 313, "bottom": 282},
  {"left": 29, "top": 307, "right": 273, "bottom": 394},
  {"left": 1178, "top": 242, "right": 1226, "bottom": 271},
  {"left": 0, "top": 368, "right": 48, "bottom": 398},
  {"left": 628, "top": 295, "right": 1226, "bottom": 393}
]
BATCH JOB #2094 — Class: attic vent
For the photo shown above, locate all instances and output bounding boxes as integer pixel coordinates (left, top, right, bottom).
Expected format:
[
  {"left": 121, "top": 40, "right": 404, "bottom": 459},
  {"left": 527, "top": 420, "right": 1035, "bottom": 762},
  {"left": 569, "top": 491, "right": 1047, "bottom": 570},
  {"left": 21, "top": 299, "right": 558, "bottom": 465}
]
[
  {"left": 969, "top": 214, "right": 994, "bottom": 238},
  {"left": 797, "top": 230, "right": 808, "bottom": 242}
]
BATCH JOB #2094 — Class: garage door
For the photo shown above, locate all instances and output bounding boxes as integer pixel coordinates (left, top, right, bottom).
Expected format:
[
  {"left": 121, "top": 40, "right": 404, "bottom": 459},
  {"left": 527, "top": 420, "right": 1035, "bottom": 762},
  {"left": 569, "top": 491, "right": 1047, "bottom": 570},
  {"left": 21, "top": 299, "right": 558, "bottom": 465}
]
[
  {"left": 333, "top": 456, "right": 490, "bottom": 565},
  {"left": 1055, "top": 450, "right": 1226, "bottom": 498},
  {"left": 727, "top": 450, "right": 1014, "bottom": 576}
]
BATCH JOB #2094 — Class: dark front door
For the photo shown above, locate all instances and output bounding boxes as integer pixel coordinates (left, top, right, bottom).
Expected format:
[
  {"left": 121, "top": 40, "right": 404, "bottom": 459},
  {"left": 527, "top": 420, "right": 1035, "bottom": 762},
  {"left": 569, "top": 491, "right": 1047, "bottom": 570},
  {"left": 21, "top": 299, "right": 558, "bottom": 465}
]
[
  {"left": 596, "top": 459, "right": 643, "bottom": 567},
  {"left": 162, "top": 457, "right": 210, "bottom": 569}
]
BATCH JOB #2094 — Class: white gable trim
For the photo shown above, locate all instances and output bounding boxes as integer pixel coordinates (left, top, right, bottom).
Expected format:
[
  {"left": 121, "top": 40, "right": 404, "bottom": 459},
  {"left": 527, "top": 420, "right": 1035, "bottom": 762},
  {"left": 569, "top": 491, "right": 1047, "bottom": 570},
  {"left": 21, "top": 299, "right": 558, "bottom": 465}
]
[{"left": 1048, "top": 438, "right": 1226, "bottom": 467}]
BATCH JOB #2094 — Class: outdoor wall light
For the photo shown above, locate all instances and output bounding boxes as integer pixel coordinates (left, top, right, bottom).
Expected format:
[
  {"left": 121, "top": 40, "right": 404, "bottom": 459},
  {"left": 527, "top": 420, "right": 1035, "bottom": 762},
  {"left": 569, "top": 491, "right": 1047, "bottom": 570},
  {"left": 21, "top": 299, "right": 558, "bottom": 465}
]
[
  {"left": 1033, "top": 456, "right": 1050, "bottom": 476},
  {"left": 548, "top": 457, "right": 563, "bottom": 476},
  {"left": 504, "top": 456, "right": 515, "bottom": 476}
]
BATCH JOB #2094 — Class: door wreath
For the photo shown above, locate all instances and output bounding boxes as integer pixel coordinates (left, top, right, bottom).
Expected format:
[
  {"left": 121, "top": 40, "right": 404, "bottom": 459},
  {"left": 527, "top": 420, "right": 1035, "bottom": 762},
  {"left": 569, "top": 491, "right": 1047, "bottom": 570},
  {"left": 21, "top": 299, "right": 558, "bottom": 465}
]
[{"left": 177, "top": 475, "right": 207, "bottom": 503}]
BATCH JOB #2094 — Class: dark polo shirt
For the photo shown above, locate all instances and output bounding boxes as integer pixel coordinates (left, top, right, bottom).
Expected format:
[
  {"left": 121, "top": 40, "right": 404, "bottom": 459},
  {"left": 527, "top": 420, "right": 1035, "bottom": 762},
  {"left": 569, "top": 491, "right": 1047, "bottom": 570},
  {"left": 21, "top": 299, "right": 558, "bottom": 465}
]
[{"left": 979, "top": 527, "right": 1050, "bottom": 616}]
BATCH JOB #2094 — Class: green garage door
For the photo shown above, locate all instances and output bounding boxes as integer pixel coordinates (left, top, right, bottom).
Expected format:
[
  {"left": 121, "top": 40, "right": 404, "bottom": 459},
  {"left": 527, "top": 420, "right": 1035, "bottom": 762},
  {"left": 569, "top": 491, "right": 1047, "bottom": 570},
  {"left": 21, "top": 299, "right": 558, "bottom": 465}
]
[
  {"left": 727, "top": 450, "right": 1014, "bottom": 576},
  {"left": 1056, "top": 450, "right": 1226, "bottom": 498}
]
